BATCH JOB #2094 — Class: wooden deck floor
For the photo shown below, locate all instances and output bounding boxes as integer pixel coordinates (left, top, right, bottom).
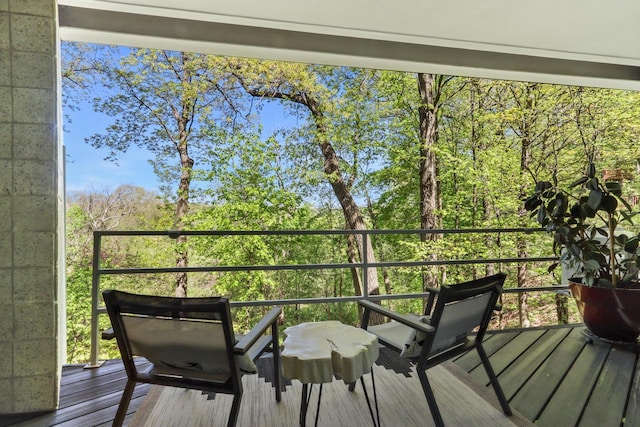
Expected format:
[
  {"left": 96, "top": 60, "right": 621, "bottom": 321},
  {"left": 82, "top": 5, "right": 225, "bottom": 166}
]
[
  {"left": 1, "top": 358, "right": 153, "bottom": 427},
  {"left": 456, "top": 324, "right": 640, "bottom": 427},
  {"left": 2, "top": 324, "right": 639, "bottom": 426},
  {"left": 127, "top": 361, "right": 527, "bottom": 427}
]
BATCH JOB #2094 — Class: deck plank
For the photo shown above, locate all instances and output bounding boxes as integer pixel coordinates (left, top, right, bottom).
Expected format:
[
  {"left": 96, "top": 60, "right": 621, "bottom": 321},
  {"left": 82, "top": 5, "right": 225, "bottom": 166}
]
[
  {"left": 59, "top": 376, "right": 129, "bottom": 408},
  {"left": 498, "top": 327, "right": 573, "bottom": 400},
  {"left": 129, "top": 363, "right": 525, "bottom": 427},
  {"left": 622, "top": 350, "right": 640, "bottom": 425},
  {"left": 15, "top": 386, "right": 149, "bottom": 427},
  {"left": 509, "top": 326, "right": 586, "bottom": 421},
  {"left": 60, "top": 360, "right": 129, "bottom": 387},
  {"left": 59, "top": 362, "right": 151, "bottom": 408},
  {"left": 60, "top": 359, "right": 149, "bottom": 393},
  {"left": 468, "top": 329, "right": 546, "bottom": 386},
  {"left": 11, "top": 385, "right": 149, "bottom": 427},
  {"left": 54, "top": 394, "right": 147, "bottom": 427},
  {"left": 579, "top": 346, "right": 637, "bottom": 427},
  {"left": 454, "top": 331, "right": 519, "bottom": 371},
  {"left": 535, "top": 339, "right": 611, "bottom": 426}
]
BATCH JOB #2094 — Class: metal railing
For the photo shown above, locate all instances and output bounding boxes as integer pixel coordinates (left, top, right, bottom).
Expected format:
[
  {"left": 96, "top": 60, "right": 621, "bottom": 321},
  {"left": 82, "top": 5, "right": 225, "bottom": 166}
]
[{"left": 88, "top": 227, "right": 566, "bottom": 367}]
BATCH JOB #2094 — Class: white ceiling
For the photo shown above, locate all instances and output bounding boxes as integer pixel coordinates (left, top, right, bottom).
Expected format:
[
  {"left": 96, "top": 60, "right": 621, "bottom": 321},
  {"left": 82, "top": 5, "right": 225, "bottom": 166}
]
[{"left": 57, "top": 0, "right": 640, "bottom": 90}]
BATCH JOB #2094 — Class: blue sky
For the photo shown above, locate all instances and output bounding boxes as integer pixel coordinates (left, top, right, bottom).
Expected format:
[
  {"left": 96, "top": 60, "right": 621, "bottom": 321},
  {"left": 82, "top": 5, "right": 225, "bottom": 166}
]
[
  {"left": 63, "top": 98, "right": 295, "bottom": 195},
  {"left": 63, "top": 104, "right": 159, "bottom": 194},
  {"left": 61, "top": 43, "right": 309, "bottom": 196}
]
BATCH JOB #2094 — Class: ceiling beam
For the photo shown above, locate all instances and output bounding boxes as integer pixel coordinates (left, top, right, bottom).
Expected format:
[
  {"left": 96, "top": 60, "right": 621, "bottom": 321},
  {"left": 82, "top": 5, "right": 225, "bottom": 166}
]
[{"left": 58, "top": 5, "right": 640, "bottom": 90}]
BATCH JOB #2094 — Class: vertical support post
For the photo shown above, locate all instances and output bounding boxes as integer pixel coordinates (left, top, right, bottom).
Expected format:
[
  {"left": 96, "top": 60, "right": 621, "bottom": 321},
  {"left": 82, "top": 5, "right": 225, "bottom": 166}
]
[
  {"left": 362, "top": 231, "right": 368, "bottom": 298},
  {"left": 87, "top": 232, "right": 103, "bottom": 368}
]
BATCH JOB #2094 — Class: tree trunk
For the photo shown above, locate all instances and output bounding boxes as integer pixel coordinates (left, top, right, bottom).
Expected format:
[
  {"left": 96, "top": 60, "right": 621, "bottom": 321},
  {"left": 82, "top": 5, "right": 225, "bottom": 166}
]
[
  {"left": 516, "top": 83, "right": 537, "bottom": 328},
  {"left": 173, "top": 136, "right": 193, "bottom": 297},
  {"left": 234, "top": 69, "right": 381, "bottom": 320},
  {"left": 417, "top": 73, "right": 442, "bottom": 294},
  {"left": 297, "top": 96, "right": 381, "bottom": 300},
  {"left": 173, "top": 54, "right": 195, "bottom": 297},
  {"left": 470, "top": 79, "right": 497, "bottom": 279},
  {"left": 347, "top": 233, "right": 363, "bottom": 297},
  {"left": 556, "top": 294, "right": 569, "bottom": 324}
]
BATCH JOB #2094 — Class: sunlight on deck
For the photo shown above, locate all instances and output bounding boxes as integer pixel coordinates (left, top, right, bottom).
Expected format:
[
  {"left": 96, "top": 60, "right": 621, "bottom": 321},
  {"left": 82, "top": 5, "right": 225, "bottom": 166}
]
[{"left": 129, "top": 362, "right": 529, "bottom": 427}]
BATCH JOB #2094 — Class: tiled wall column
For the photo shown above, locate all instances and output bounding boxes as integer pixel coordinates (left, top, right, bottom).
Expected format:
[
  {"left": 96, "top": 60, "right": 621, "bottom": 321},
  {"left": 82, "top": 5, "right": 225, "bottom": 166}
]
[{"left": 0, "top": 0, "right": 63, "bottom": 413}]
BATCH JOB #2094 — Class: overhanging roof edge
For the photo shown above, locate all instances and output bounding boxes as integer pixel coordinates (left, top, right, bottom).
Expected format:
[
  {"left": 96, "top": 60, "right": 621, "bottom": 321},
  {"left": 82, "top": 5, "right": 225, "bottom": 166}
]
[{"left": 58, "top": 5, "right": 640, "bottom": 91}]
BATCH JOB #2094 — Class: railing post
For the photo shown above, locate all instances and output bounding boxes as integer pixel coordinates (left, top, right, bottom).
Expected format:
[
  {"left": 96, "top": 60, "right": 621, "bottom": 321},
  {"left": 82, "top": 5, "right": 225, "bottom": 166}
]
[
  {"left": 86, "top": 232, "right": 104, "bottom": 368},
  {"left": 362, "top": 231, "right": 368, "bottom": 298}
]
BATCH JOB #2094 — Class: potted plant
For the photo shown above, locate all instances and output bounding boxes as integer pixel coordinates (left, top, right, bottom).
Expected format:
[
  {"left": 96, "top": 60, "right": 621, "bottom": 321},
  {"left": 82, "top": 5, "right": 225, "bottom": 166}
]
[{"left": 524, "top": 162, "right": 640, "bottom": 342}]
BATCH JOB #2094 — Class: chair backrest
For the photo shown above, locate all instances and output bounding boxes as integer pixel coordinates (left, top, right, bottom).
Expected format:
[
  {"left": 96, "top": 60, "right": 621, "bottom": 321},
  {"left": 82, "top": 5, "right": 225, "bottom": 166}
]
[
  {"left": 102, "top": 290, "right": 239, "bottom": 383},
  {"left": 428, "top": 273, "right": 506, "bottom": 353}
]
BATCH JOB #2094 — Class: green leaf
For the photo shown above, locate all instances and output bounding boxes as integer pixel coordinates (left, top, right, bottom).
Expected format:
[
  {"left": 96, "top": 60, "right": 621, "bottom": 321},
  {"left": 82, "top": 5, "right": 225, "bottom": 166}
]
[
  {"left": 524, "top": 196, "right": 542, "bottom": 211},
  {"left": 569, "top": 244, "right": 581, "bottom": 258},
  {"left": 600, "top": 195, "right": 618, "bottom": 214},
  {"left": 620, "top": 210, "right": 635, "bottom": 224},
  {"left": 586, "top": 177, "right": 599, "bottom": 191},
  {"left": 569, "top": 176, "right": 589, "bottom": 188},
  {"left": 584, "top": 259, "right": 602, "bottom": 271},
  {"left": 535, "top": 181, "right": 552, "bottom": 192},
  {"left": 587, "top": 189, "right": 603, "bottom": 210},
  {"left": 570, "top": 203, "right": 586, "bottom": 220},
  {"left": 584, "top": 204, "right": 596, "bottom": 218},
  {"left": 537, "top": 205, "right": 547, "bottom": 224},
  {"left": 552, "top": 193, "right": 568, "bottom": 217},
  {"left": 624, "top": 237, "right": 639, "bottom": 253},
  {"left": 616, "top": 233, "right": 628, "bottom": 245},
  {"left": 619, "top": 196, "right": 634, "bottom": 212},
  {"left": 605, "top": 181, "right": 622, "bottom": 197}
]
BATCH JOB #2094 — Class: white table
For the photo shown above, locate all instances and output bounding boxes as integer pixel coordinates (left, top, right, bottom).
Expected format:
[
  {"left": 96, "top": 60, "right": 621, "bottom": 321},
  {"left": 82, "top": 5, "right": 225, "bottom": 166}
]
[{"left": 282, "top": 321, "right": 380, "bottom": 426}]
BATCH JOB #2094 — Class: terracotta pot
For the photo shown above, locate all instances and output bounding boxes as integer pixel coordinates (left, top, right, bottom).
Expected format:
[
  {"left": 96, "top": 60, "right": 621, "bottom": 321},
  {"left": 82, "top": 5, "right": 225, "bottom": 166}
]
[{"left": 569, "top": 280, "right": 640, "bottom": 342}]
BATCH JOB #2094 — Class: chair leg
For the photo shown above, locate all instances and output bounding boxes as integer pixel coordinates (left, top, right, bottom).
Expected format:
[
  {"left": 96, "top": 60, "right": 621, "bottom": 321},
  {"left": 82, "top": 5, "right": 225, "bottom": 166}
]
[
  {"left": 227, "top": 392, "right": 243, "bottom": 427},
  {"left": 417, "top": 369, "right": 445, "bottom": 427},
  {"left": 113, "top": 379, "right": 136, "bottom": 427},
  {"left": 477, "top": 345, "right": 512, "bottom": 416}
]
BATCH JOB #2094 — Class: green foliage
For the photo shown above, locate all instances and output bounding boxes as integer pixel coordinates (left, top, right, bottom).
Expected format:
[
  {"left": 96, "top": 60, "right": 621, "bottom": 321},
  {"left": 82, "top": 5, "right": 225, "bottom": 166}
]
[
  {"left": 64, "top": 186, "right": 176, "bottom": 363},
  {"left": 63, "top": 43, "right": 640, "bottom": 361},
  {"left": 524, "top": 163, "right": 640, "bottom": 288},
  {"left": 65, "top": 267, "right": 93, "bottom": 362}
]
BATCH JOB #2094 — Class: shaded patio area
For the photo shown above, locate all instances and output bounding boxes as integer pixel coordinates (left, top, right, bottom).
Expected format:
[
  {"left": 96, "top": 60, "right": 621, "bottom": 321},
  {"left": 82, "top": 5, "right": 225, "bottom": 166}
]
[{"left": 4, "top": 324, "right": 639, "bottom": 426}]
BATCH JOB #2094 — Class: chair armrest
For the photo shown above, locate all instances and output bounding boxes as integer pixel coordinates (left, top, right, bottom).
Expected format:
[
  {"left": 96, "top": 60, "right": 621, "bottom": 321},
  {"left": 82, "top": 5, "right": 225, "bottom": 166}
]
[
  {"left": 359, "top": 300, "right": 435, "bottom": 334},
  {"left": 101, "top": 327, "right": 115, "bottom": 340},
  {"left": 424, "top": 286, "right": 440, "bottom": 295},
  {"left": 234, "top": 307, "right": 282, "bottom": 355}
]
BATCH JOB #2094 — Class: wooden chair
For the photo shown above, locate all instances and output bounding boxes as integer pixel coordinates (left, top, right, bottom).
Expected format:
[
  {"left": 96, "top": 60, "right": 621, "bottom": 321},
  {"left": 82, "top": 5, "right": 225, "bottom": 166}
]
[
  {"left": 102, "top": 290, "right": 282, "bottom": 427},
  {"left": 357, "top": 273, "right": 512, "bottom": 427}
]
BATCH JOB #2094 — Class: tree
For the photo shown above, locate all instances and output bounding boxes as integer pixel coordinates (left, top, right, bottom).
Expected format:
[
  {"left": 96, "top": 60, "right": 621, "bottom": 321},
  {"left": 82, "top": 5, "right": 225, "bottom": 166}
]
[
  {"left": 65, "top": 186, "right": 169, "bottom": 362},
  {"left": 80, "top": 48, "right": 241, "bottom": 296},
  {"left": 416, "top": 73, "right": 455, "bottom": 291},
  {"left": 223, "top": 59, "right": 384, "bottom": 302},
  {"left": 496, "top": 82, "right": 574, "bottom": 326}
]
